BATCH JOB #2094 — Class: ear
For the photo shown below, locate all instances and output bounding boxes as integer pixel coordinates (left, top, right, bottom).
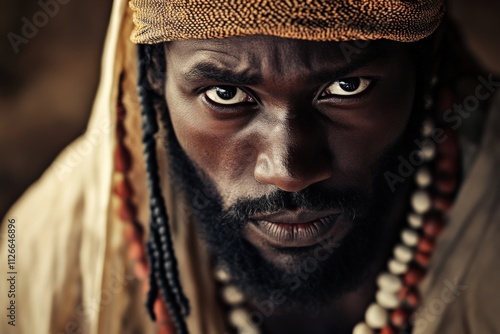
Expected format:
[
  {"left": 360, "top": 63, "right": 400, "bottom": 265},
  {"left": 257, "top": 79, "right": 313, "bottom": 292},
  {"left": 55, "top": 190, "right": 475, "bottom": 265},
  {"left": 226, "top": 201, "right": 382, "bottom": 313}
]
[{"left": 143, "top": 44, "right": 166, "bottom": 97}]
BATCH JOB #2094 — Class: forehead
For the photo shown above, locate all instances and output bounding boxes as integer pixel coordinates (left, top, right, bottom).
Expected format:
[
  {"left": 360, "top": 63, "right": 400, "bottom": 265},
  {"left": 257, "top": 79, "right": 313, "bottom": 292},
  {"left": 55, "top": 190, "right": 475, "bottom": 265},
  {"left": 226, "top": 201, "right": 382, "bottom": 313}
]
[
  {"left": 168, "top": 35, "right": 350, "bottom": 62},
  {"left": 165, "top": 36, "right": 413, "bottom": 79}
]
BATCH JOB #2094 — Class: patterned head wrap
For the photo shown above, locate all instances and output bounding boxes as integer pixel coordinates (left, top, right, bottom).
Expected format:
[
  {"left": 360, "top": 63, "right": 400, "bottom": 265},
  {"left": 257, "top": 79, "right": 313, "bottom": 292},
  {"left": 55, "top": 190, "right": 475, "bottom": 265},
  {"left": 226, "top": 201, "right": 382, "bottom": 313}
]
[{"left": 130, "top": 0, "right": 445, "bottom": 44}]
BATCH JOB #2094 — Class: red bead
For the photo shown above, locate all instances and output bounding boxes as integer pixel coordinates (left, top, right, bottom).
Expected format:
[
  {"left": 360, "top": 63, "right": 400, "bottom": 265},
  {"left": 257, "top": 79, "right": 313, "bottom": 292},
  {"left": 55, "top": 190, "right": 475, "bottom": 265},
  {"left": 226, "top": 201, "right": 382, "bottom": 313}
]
[
  {"left": 116, "top": 101, "right": 126, "bottom": 119},
  {"left": 134, "top": 261, "right": 148, "bottom": 281},
  {"left": 142, "top": 280, "right": 150, "bottom": 294},
  {"left": 114, "top": 144, "right": 131, "bottom": 172},
  {"left": 157, "top": 324, "right": 172, "bottom": 334},
  {"left": 415, "top": 252, "right": 431, "bottom": 267},
  {"left": 113, "top": 178, "right": 133, "bottom": 198},
  {"left": 432, "top": 195, "right": 453, "bottom": 212},
  {"left": 404, "top": 265, "right": 426, "bottom": 286},
  {"left": 398, "top": 286, "right": 409, "bottom": 299},
  {"left": 399, "top": 286, "right": 420, "bottom": 308},
  {"left": 406, "top": 290, "right": 420, "bottom": 308},
  {"left": 417, "top": 236, "right": 435, "bottom": 253},
  {"left": 159, "top": 324, "right": 177, "bottom": 334},
  {"left": 423, "top": 214, "right": 445, "bottom": 237},
  {"left": 154, "top": 299, "right": 167, "bottom": 321},
  {"left": 435, "top": 156, "right": 457, "bottom": 175},
  {"left": 391, "top": 308, "right": 410, "bottom": 328},
  {"left": 124, "top": 223, "right": 142, "bottom": 243},
  {"left": 436, "top": 88, "right": 454, "bottom": 113},
  {"left": 118, "top": 201, "right": 136, "bottom": 222},
  {"left": 436, "top": 128, "right": 458, "bottom": 158},
  {"left": 127, "top": 240, "right": 144, "bottom": 260},
  {"left": 154, "top": 300, "right": 176, "bottom": 333},
  {"left": 115, "top": 121, "right": 126, "bottom": 139},
  {"left": 435, "top": 172, "right": 457, "bottom": 194},
  {"left": 380, "top": 325, "right": 396, "bottom": 334}
]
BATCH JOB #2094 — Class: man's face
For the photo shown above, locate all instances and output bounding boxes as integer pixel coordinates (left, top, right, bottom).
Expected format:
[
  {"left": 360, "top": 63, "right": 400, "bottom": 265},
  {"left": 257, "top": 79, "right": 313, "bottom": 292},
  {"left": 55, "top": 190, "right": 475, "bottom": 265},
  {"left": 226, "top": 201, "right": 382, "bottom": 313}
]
[{"left": 160, "top": 36, "right": 417, "bottom": 306}]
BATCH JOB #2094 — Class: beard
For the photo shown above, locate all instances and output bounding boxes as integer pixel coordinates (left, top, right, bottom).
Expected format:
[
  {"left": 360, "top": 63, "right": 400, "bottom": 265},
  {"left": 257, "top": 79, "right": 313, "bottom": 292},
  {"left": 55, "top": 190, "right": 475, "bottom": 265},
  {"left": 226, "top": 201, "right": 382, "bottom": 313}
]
[{"left": 158, "top": 104, "right": 422, "bottom": 312}]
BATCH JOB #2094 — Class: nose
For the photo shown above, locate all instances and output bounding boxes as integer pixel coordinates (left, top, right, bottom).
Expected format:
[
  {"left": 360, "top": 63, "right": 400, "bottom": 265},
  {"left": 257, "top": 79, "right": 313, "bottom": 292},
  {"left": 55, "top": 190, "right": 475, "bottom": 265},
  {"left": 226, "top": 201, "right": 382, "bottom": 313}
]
[{"left": 254, "top": 112, "right": 333, "bottom": 192}]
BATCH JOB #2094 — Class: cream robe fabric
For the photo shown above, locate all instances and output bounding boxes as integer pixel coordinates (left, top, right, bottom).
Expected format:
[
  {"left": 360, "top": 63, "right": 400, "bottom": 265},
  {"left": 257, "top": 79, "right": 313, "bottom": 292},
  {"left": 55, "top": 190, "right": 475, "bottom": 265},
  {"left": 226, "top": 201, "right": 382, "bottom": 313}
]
[
  {"left": 1, "top": 1, "right": 499, "bottom": 333},
  {"left": 416, "top": 91, "right": 500, "bottom": 334},
  {"left": 0, "top": 0, "right": 224, "bottom": 333}
]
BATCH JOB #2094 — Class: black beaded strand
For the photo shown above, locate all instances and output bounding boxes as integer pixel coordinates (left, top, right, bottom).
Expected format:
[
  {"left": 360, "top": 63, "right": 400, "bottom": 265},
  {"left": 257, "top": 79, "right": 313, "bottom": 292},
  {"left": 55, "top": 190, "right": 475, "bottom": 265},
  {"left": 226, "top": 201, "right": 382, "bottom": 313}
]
[{"left": 138, "top": 43, "right": 190, "bottom": 334}]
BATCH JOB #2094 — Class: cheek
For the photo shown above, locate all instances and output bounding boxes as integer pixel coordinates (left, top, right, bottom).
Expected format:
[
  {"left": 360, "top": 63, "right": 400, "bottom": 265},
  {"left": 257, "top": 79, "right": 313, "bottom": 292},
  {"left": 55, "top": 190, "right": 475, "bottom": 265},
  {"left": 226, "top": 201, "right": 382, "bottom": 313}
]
[
  {"left": 166, "top": 88, "right": 261, "bottom": 205},
  {"left": 329, "top": 76, "right": 416, "bottom": 185},
  {"left": 165, "top": 78, "right": 227, "bottom": 174}
]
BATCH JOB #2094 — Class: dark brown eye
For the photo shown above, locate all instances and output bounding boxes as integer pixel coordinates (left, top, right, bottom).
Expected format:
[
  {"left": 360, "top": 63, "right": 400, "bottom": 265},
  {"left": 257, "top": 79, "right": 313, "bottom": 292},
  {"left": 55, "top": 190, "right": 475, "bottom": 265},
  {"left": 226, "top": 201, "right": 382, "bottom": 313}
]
[
  {"left": 205, "top": 86, "right": 254, "bottom": 105},
  {"left": 323, "top": 77, "right": 371, "bottom": 96}
]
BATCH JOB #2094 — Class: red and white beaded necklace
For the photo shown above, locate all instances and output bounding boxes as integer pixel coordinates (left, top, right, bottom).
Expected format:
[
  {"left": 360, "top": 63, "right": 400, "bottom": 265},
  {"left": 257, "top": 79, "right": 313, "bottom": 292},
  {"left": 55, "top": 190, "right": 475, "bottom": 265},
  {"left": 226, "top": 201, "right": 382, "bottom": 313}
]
[{"left": 213, "top": 117, "right": 459, "bottom": 334}]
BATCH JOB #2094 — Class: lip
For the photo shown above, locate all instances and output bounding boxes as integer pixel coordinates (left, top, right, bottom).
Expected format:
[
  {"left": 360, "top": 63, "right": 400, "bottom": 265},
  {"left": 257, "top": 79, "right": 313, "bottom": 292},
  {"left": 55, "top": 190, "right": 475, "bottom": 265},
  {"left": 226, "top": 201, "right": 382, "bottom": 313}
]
[
  {"left": 250, "top": 208, "right": 340, "bottom": 225},
  {"left": 248, "top": 209, "right": 342, "bottom": 248}
]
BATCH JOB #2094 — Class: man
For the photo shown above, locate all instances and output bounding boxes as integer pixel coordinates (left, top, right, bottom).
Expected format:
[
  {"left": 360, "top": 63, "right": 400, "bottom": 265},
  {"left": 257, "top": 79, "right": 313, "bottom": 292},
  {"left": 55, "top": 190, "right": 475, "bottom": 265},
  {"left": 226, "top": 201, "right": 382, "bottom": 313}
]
[{"left": 1, "top": 1, "right": 499, "bottom": 334}]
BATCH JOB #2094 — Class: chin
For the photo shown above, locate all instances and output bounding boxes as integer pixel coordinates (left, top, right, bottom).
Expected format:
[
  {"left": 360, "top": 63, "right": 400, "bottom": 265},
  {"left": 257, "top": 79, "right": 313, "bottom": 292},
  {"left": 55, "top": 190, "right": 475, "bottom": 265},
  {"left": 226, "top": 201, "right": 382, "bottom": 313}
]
[{"left": 213, "top": 216, "right": 381, "bottom": 311}]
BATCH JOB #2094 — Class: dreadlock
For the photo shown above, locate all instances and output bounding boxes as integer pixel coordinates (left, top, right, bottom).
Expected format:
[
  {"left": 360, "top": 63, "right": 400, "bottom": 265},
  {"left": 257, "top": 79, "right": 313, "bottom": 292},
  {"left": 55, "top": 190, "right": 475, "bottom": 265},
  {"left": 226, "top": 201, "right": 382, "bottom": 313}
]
[{"left": 137, "top": 43, "right": 190, "bottom": 334}]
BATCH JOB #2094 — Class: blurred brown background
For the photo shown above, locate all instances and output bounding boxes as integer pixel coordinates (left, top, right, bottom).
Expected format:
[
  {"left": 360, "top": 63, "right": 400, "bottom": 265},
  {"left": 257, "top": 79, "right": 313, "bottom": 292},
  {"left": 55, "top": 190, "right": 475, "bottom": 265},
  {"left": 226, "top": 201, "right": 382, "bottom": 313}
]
[
  {"left": 0, "top": 0, "right": 499, "bottom": 220},
  {"left": 0, "top": 0, "right": 112, "bottom": 218}
]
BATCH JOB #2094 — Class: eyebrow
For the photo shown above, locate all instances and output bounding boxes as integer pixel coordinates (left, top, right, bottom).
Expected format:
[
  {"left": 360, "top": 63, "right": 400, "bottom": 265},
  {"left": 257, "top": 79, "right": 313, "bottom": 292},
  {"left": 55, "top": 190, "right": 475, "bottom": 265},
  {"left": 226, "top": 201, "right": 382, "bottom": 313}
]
[
  {"left": 183, "top": 63, "right": 263, "bottom": 85},
  {"left": 315, "top": 47, "right": 390, "bottom": 81},
  {"left": 183, "top": 45, "right": 389, "bottom": 86}
]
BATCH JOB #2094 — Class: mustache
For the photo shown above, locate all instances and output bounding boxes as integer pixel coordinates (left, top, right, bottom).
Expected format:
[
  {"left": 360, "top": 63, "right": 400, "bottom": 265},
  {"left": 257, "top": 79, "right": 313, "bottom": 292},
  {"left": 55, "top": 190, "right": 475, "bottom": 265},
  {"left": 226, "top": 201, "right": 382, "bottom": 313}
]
[
  {"left": 162, "top": 113, "right": 370, "bottom": 228},
  {"left": 221, "top": 186, "right": 369, "bottom": 225}
]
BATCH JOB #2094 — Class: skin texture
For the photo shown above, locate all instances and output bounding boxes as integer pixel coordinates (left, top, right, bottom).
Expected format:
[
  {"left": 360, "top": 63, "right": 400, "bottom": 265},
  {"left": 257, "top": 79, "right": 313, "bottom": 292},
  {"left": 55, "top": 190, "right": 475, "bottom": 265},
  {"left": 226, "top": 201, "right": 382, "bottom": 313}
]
[
  {"left": 165, "top": 36, "right": 415, "bottom": 204},
  {"left": 164, "top": 36, "right": 415, "bottom": 255},
  {"left": 157, "top": 36, "right": 419, "bottom": 333}
]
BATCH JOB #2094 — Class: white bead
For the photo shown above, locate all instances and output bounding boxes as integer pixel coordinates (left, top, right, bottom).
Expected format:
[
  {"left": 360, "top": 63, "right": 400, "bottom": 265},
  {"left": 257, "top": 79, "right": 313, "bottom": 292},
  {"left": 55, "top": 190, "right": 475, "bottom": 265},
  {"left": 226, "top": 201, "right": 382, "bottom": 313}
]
[
  {"left": 377, "top": 272, "right": 402, "bottom": 293},
  {"left": 430, "top": 76, "right": 438, "bottom": 88},
  {"left": 401, "top": 228, "right": 419, "bottom": 247},
  {"left": 352, "top": 322, "right": 374, "bottom": 334},
  {"left": 411, "top": 190, "right": 431, "bottom": 214},
  {"left": 222, "top": 285, "right": 245, "bottom": 305},
  {"left": 418, "top": 143, "right": 436, "bottom": 161},
  {"left": 376, "top": 290, "right": 400, "bottom": 309},
  {"left": 240, "top": 325, "right": 260, "bottom": 334},
  {"left": 416, "top": 167, "right": 432, "bottom": 188},
  {"left": 365, "top": 303, "right": 388, "bottom": 329},
  {"left": 394, "top": 244, "right": 414, "bottom": 263},
  {"left": 422, "top": 119, "right": 434, "bottom": 137},
  {"left": 229, "top": 307, "right": 251, "bottom": 327},
  {"left": 228, "top": 307, "right": 261, "bottom": 334},
  {"left": 388, "top": 259, "right": 408, "bottom": 275},
  {"left": 214, "top": 266, "right": 231, "bottom": 283},
  {"left": 408, "top": 213, "right": 423, "bottom": 229}
]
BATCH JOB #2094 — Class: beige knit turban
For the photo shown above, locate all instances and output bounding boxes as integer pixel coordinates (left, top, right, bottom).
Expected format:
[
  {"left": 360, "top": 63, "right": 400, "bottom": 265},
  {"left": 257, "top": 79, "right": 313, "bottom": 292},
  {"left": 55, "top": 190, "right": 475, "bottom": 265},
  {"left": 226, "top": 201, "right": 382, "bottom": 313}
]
[{"left": 130, "top": 0, "right": 445, "bottom": 44}]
